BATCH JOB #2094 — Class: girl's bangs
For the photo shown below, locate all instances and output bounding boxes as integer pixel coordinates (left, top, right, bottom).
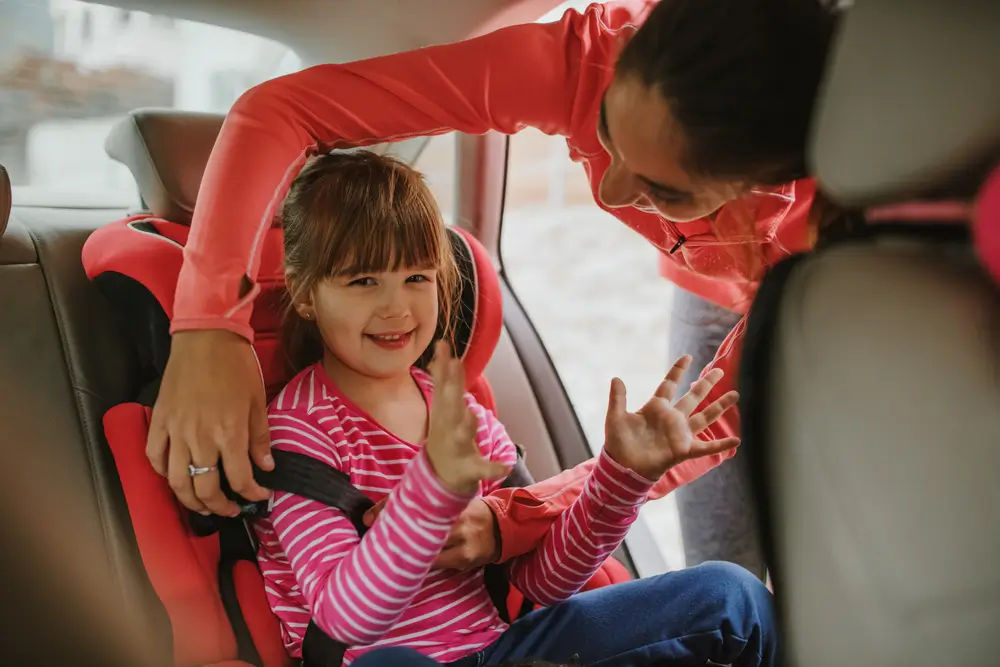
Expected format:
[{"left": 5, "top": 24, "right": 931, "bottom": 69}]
[{"left": 323, "top": 205, "right": 445, "bottom": 278}]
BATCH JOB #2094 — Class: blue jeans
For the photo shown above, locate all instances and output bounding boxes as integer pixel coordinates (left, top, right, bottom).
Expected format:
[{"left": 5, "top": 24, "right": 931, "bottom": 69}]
[{"left": 350, "top": 562, "right": 776, "bottom": 667}]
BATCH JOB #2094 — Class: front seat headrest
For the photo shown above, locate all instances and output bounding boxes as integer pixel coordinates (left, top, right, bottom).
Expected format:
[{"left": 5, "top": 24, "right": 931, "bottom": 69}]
[
  {"left": 105, "top": 109, "right": 224, "bottom": 224},
  {"left": 1, "top": 164, "right": 10, "bottom": 238},
  {"left": 811, "top": 1, "right": 1000, "bottom": 207}
]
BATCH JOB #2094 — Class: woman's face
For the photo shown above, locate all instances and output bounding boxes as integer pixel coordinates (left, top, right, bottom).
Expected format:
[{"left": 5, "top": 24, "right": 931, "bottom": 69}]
[{"left": 597, "top": 74, "right": 749, "bottom": 223}]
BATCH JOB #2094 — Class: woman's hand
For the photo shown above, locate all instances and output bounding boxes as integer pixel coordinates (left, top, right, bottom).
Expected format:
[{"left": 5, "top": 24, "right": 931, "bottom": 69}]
[
  {"left": 603, "top": 355, "right": 740, "bottom": 481},
  {"left": 425, "top": 341, "right": 510, "bottom": 495},
  {"left": 364, "top": 497, "right": 501, "bottom": 570},
  {"left": 147, "top": 330, "right": 274, "bottom": 516}
]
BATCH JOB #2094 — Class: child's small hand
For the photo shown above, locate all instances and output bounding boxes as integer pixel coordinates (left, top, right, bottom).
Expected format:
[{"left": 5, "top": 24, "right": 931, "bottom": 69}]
[
  {"left": 425, "top": 341, "right": 510, "bottom": 494},
  {"left": 603, "top": 355, "right": 740, "bottom": 481}
]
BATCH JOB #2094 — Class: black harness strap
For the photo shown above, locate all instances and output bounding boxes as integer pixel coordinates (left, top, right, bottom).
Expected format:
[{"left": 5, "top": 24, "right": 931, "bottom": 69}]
[
  {"left": 257, "top": 451, "right": 374, "bottom": 535},
  {"left": 262, "top": 451, "right": 373, "bottom": 667},
  {"left": 217, "top": 519, "right": 265, "bottom": 667},
  {"left": 197, "top": 446, "right": 537, "bottom": 667}
]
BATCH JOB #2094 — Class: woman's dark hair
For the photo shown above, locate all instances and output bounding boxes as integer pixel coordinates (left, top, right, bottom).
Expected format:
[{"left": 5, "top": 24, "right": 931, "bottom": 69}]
[
  {"left": 617, "top": 0, "right": 843, "bottom": 187},
  {"left": 616, "top": 0, "right": 848, "bottom": 284}
]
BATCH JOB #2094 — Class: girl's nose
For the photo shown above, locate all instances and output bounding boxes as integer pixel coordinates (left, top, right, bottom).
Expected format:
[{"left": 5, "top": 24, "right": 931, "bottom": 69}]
[{"left": 376, "top": 285, "right": 409, "bottom": 319}]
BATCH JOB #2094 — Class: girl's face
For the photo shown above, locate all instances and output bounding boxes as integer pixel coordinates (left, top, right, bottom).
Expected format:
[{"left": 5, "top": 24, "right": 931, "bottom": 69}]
[
  {"left": 294, "top": 265, "right": 440, "bottom": 381},
  {"left": 597, "top": 74, "right": 749, "bottom": 223}
]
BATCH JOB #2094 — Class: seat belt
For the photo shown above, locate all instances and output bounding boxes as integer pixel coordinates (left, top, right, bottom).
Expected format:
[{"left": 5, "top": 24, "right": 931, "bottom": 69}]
[
  {"left": 260, "top": 450, "right": 372, "bottom": 667},
  {"left": 196, "top": 447, "right": 537, "bottom": 667}
]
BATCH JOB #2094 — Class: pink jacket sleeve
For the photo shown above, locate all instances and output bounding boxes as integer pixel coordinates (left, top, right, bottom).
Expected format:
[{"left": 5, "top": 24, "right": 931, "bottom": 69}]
[{"left": 173, "top": 2, "right": 653, "bottom": 339}]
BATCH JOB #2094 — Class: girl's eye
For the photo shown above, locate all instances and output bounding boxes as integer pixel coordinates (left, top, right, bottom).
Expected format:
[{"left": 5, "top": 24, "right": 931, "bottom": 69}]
[
  {"left": 349, "top": 277, "right": 377, "bottom": 287},
  {"left": 406, "top": 273, "right": 434, "bottom": 284}
]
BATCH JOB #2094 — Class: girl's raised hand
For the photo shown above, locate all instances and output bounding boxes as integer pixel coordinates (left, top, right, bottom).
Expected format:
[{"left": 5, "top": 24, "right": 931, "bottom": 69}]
[
  {"left": 603, "top": 355, "right": 740, "bottom": 481},
  {"left": 425, "top": 341, "right": 510, "bottom": 494}
]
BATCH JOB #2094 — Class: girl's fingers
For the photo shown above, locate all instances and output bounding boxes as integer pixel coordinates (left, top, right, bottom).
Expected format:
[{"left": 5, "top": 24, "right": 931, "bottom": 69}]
[
  {"left": 685, "top": 436, "right": 740, "bottom": 461},
  {"left": 476, "top": 459, "right": 512, "bottom": 482},
  {"left": 653, "top": 355, "right": 692, "bottom": 403},
  {"left": 606, "top": 377, "right": 627, "bottom": 419},
  {"left": 687, "top": 390, "right": 739, "bottom": 435},
  {"left": 673, "top": 367, "right": 725, "bottom": 416}
]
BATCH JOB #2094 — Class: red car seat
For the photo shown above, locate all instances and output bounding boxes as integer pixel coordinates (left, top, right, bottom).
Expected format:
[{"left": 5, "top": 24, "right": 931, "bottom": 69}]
[{"left": 82, "top": 109, "right": 629, "bottom": 667}]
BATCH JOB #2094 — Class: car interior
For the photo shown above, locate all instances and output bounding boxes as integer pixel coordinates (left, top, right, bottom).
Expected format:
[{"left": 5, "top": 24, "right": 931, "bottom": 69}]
[{"left": 0, "top": 1, "right": 997, "bottom": 667}]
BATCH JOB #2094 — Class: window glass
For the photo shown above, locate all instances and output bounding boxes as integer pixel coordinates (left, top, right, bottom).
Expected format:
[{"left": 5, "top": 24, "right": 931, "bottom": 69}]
[
  {"left": 500, "top": 0, "right": 686, "bottom": 573},
  {"left": 413, "top": 133, "right": 457, "bottom": 225},
  {"left": 1, "top": 0, "right": 301, "bottom": 200}
]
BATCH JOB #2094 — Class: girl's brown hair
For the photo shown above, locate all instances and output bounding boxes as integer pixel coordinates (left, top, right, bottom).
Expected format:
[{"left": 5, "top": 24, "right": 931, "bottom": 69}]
[{"left": 280, "top": 150, "right": 458, "bottom": 376}]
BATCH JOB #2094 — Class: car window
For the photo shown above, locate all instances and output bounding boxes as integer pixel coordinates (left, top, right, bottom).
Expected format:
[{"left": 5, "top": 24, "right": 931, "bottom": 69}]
[
  {"left": 0, "top": 0, "right": 301, "bottom": 203},
  {"left": 500, "top": 0, "right": 687, "bottom": 577}
]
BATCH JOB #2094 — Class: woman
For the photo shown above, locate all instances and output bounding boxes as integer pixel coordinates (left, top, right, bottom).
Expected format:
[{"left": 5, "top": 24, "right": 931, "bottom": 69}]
[{"left": 149, "top": 0, "right": 838, "bottom": 579}]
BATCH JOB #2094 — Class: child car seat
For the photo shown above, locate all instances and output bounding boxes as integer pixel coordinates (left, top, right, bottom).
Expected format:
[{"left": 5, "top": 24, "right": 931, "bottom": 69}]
[
  {"left": 739, "top": 3, "right": 1000, "bottom": 666},
  {"left": 82, "top": 109, "right": 629, "bottom": 667}
]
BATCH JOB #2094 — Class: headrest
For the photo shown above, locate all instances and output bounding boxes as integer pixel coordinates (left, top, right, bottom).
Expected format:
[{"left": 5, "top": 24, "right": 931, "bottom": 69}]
[
  {"left": 105, "top": 109, "right": 430, "bottom": 226},
  {"left": 1, "top": 164, "right": 10, "bottom": 238},
  {"left": 811, "top": 2, "right": 1000, "bottom": 206},
  {"left": 83, "top": 218, "right": 502, "bottom": 393},
  {"left": 105, "top": 109, "right": 224, "bottom": 224},
  {"left": 447, "top": 227, "right": 503, "bottom": 384}
]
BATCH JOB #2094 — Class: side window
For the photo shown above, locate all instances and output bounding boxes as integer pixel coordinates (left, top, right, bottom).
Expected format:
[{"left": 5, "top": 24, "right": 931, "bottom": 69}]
[
  {"left": 2, "top": 0, "right": 302, "bottom": 198},
  {"left": 499, "top": 127, "right": 686, "bottom": 574},
  {"left": 413, "top": 133, "right": 457, "bottom": 224}
]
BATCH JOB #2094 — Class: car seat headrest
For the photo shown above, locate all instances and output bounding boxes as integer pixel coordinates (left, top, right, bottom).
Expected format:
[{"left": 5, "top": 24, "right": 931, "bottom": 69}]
[
  {"left": 105, "top": 109, "right": 224, "bottom": 224},
  {"left": 811, "top": 1, "right": 1000, "bottom": 207},
  {"left": 82, "top": 220, "right": 502, "bottom": 397},
  {"left": 446, "top": 227, "right": 502, "bottom": 384},
  {"left": 0, "top": 165, "right": 10, "bottom": 239}
]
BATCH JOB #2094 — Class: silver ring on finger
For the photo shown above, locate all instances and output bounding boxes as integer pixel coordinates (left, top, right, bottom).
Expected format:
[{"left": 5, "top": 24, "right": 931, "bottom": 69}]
[{"left": 187, "top": 464, "right": 218, "bottom": 477}]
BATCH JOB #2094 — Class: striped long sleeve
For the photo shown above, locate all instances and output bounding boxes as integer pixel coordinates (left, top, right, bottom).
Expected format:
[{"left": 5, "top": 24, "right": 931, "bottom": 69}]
[
  {"left": 507, "top": 449, "right": 655, "bottom": 604},
  {"left": 266, "top": 442, "right": 473, "bottom": 646},
  {"left": 474, "top": 410, "right": 656, "bottom": 605}
]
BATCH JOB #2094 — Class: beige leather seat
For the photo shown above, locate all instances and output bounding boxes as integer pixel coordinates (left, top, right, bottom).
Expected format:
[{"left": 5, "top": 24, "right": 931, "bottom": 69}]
[
  {"left": 0, "top": 164, "right": 169, "bottom": 666},
  {"left": 739, "top": 3, "right": 1000, "bottom": 666}
]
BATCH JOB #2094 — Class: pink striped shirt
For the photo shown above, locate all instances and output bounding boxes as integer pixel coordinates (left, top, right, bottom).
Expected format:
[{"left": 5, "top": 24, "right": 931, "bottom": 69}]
[{"left": 256, "top": 363, "right": 655, "bottom": 663}]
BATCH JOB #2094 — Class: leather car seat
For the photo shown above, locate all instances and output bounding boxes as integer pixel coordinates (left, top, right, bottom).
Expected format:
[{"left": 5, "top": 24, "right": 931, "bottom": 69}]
[{"left": 0, "top": 163, "right": 169, "bottom": 665}]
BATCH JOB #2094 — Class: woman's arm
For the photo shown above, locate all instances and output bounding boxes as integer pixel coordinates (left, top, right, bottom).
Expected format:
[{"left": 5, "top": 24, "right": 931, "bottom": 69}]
[
  {"left": 174, "top": 2, "right": 636, "bottom": 340},
  {"left": 267, "top": 412, "right": 472, "bottom": 645},
  {"left": 482, "top": 326, "right": 744, "bottom": 562}
]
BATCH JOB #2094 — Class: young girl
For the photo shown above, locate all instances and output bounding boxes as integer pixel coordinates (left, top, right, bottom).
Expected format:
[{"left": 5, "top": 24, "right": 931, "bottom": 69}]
[{"left": 256, "top": 150, "right": 776, "bottom": 667}]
